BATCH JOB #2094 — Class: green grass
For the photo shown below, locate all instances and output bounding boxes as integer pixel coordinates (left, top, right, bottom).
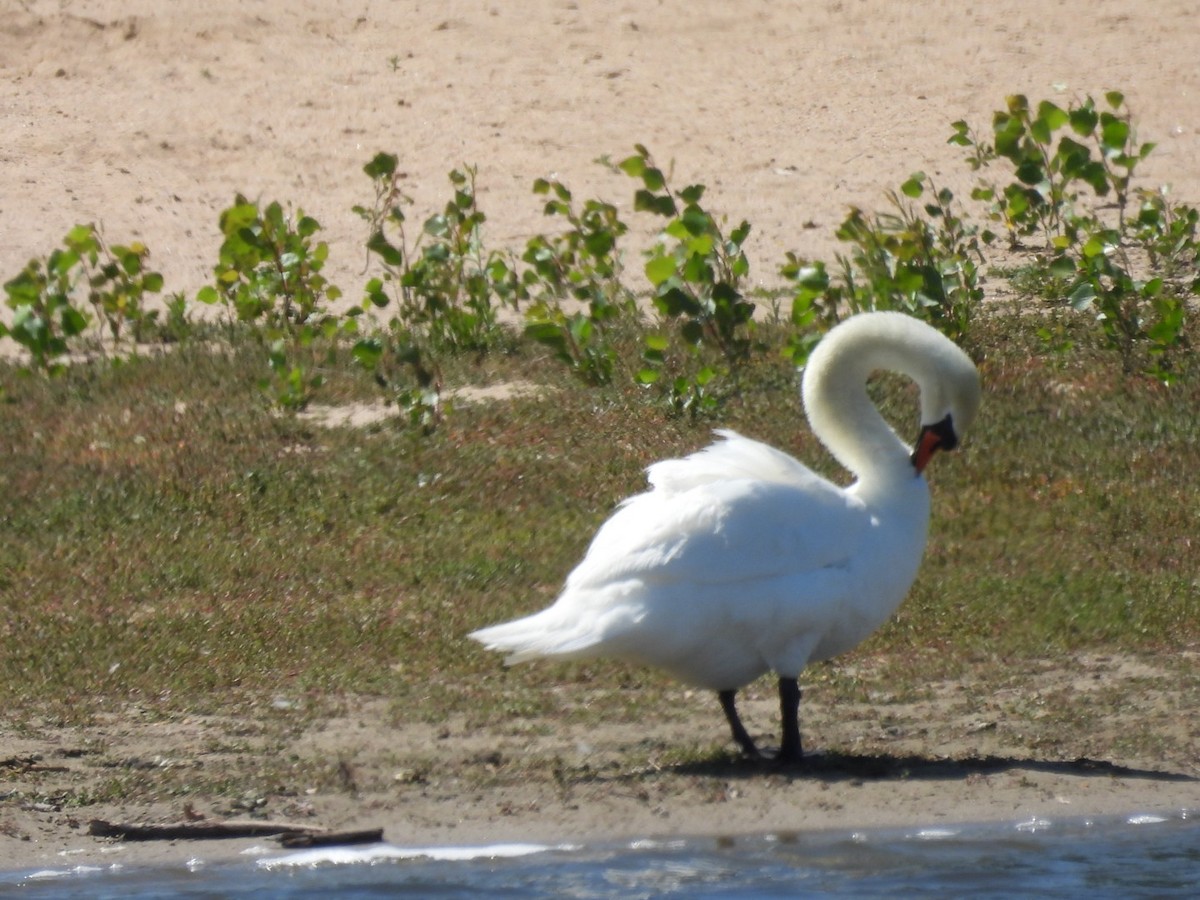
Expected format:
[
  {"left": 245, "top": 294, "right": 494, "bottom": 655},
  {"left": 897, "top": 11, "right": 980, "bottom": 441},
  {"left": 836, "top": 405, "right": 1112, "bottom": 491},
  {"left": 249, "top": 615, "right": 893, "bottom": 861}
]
[{"left": 1, "top": 313, "right": 1198, "bottom": 733}]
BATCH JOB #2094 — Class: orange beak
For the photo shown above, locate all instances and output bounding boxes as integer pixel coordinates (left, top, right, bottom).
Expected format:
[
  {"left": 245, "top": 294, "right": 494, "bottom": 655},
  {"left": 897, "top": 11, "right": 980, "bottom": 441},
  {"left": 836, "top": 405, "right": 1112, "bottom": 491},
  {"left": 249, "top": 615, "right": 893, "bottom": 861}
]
[{"left": 912, "top": 427, "right": 943, "bottom": 474}]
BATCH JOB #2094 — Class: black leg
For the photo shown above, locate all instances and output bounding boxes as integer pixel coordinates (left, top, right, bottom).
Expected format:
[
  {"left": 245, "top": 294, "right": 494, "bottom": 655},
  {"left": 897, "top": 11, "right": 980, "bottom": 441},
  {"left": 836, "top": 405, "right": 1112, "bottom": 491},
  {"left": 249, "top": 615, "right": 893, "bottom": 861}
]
[
  {"left": 718, "top": 689, "right": 761, "bottom": 758},
  {"left": 777, "top": 676, "right": 803, "bottom": 764}
]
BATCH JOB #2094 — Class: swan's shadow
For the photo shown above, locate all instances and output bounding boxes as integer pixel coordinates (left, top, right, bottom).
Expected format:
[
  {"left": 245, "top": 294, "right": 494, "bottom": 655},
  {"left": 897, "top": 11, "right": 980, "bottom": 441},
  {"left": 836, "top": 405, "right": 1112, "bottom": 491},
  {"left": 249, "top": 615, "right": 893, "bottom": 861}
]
[{"left": 599, "top": 751, "right": 1196, "bottom": 785}]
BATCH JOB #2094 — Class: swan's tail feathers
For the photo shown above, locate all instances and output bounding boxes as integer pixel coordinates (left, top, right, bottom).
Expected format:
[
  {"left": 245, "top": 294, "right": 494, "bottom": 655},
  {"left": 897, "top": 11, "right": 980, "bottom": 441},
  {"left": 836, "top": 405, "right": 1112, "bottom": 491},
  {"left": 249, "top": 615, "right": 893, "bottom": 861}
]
[{"left": 468, "top": 609, "right": 604, "bottom": 665}]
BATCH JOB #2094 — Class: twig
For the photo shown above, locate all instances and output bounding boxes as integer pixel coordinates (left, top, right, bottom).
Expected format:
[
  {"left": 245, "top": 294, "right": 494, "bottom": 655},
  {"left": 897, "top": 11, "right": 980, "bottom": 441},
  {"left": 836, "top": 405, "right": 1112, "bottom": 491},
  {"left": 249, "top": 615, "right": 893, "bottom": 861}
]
[
  {"left": 88, "top": 818, "right": 328, "bottom": 842},
  {"left": 278, "top": 827, "right": 385, "bottom": 848}
]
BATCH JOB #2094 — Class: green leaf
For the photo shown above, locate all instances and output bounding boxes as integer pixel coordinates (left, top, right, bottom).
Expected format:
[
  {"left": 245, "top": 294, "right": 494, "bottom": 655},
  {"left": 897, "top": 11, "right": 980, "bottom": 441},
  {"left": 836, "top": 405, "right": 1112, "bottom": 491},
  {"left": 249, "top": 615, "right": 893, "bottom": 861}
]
[
  {"left": 1047, "top": 256, "right": 1076, "bottom": 279},
  {"left": 368, "top": 231, "right": 405, "bottom": 266},
  {"left": 524, "top": 321, "right": 567, "bottom": 348},
  {"left": 1069, "top": 106, "right": 1098, "bottom": 137},
  {"left": 681, "top": 250, "right": 711, "bottom": 283},
  {"left": 1030, "top": 116, "right": 1053, "bottom": 146},
  {"left": 635, "top": 368, "right": 660, "bottom": 385},
  {"left": 364, "top": 277, "right": 390, "bottom": 308},
  {"left": 583, "top": 230, "right": 615, "bottom": 257},
  {"left": 423, "top": 214, "right": 449, "bottom": 238},
  {"left": 51, "top": 249, "right": 80, "bottom": 277},
  {"left": 900, "top": 174, "right": 925, "bottom": 198},
  {"left": 352, "top": 337, "right": 384, "bottom": 369},
  {"left": 617, "top": 155, "right": 645, "bottom": 178},
  {"left": 1068, "top": 281, "right": 1096, "bottom": 310},
  {"left": 363, "top": 152, "right": 398, "bottom": 180},
  {"left": 654, "top": 287, "right": 699, "bottom": 317},
  {"left": 1015, "top": 160, "right": 1045, "bottom": 186},
  {"left": 947, "top": 120, "right": 971, "bottom": 146},
  {"left": 679, "top": 206, "right": 711, "bottom": 236},
  {"left": 297, "top": 215, "right": 321, "bottom": 239},
  {"left": 992, "top": 114, "right": 1025, "bottom": 160},
  {"left": 641, "top": 166, "right": 665, "bottom": 191},
  {"left": 1005, "top": 94, "right": 1030, "bottom": 116},
  {"left": 644, "top": 254, "right": 677, "bottom": 287},
  {"left": 1036, "top": 100, "right": 1069, "bottom": 132},
  {"left": 1078, "top": 161, "right": 1110, "bottom": 195},
  {"left": 61, "top": 306, "right": 89, "bottom": 336},
  {"left": 633, "top": 189, "right": 676, "bottom": 217},
  {"left": 684, "top": 232, "right": 714, "bottom": 259},
  {"left": 1100, "top": 116, "right": 1130, "bottom": 152}
]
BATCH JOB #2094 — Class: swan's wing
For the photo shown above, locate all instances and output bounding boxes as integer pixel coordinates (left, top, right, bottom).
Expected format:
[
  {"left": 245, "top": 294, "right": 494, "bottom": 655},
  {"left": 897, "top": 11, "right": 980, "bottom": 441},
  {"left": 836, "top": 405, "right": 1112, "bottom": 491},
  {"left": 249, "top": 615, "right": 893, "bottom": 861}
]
[
  {"left": 566, "top": 469, "right": 869, "bottom": 591},
  {"left": 645, "top": 429, "right": 832, "bottom": 495}
]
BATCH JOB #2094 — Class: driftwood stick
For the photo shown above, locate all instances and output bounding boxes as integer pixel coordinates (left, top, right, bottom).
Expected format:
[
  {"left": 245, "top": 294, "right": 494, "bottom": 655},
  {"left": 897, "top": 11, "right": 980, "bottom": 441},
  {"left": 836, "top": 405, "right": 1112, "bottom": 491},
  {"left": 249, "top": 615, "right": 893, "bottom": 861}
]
[
  {"left": 278, "top": 827, "right": 385, "bottom": 848},
  {"left": 88, "top": 818, "right": 328, "bottom": 841}
]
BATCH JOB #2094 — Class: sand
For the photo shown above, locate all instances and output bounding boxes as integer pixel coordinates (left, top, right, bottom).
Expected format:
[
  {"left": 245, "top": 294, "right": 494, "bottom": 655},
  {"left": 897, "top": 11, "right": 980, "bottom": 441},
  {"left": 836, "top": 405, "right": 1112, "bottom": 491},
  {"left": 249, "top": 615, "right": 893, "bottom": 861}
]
[{"left": 2, "top": 0, "right": 1198, "bottom": 874}]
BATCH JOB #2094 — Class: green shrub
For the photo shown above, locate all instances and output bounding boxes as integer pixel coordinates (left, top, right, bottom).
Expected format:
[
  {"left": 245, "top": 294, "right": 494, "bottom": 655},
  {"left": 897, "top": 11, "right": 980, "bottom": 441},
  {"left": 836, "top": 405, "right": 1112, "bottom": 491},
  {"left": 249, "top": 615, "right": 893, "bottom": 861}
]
[{"left": 2, "top": 224, "right": 164, "bottom": 373}]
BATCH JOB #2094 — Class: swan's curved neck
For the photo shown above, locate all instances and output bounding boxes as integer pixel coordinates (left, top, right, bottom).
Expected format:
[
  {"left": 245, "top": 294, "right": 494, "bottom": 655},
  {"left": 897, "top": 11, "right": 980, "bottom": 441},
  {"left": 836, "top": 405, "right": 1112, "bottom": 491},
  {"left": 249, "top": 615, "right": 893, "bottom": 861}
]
[{"left": 801, "top": 320, "right": 936, "bottom": 487}]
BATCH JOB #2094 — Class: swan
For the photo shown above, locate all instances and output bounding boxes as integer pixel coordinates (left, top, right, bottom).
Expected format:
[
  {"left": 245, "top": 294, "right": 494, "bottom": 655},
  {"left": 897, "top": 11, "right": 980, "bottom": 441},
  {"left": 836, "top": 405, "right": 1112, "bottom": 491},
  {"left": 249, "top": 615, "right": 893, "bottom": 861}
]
[{"left": 469, "top": 311, "right": 981, "bottom": 763}]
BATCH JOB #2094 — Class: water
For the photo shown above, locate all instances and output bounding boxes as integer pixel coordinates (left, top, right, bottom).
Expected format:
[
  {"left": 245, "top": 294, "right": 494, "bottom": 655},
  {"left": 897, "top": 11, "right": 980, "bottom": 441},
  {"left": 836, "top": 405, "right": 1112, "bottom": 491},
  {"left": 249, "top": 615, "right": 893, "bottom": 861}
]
[{"left": 4, "top": 812, "right": 1197, "bottom": 898}]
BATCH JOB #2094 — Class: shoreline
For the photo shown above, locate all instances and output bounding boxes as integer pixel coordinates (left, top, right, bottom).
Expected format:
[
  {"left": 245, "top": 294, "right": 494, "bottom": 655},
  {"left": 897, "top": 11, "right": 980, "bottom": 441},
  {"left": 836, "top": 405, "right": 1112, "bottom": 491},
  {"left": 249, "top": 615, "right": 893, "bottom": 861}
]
[
  {"left": 4, "top": 738, "right": 1197, "bottom": 875},
  {"left": 4, "top": 798, "right": 1196, "bottom": 880}
]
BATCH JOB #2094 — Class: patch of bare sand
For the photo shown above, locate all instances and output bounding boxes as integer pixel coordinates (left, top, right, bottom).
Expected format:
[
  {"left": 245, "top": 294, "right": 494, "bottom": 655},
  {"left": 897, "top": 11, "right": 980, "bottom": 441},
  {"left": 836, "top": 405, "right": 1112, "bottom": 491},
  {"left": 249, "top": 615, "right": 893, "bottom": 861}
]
[
  {"left": 3, "top": 1, "right": 1198, "bottom": 309},
  {"left": 296, "top": 380, "right": 546, "bottom": 429}
]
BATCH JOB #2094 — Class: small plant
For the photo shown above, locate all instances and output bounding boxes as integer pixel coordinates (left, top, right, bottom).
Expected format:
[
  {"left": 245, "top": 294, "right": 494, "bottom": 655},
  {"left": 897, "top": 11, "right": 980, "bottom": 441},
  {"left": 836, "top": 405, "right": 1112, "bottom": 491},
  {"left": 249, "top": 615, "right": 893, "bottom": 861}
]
[
  {"left": 950, "top": 92, "right": 1154, "bottom": 250},
  {"left": 952, "top": 93, "right": 1195, "bottom": 379},
  {"left": 197, "top": 197, "right": 344, "bottom": 409},
  {"left": 351, "top": 154, "right": 528, "bottom": 427},
  {"left": 521, "top": 176, "right": 635, "bottom": 385},
  {"left": 357, "top": 155, "right": 519, "bottom": 355},
  {"left": 608, "top": 145, "right": 755, "bottom": 415},
  {"left": 617, "top": 145, "right": 754, "bottom": 361},
  {"left": 197, "top": 196, "right": 341, "bottom": 330},
  {"left": 782, "top": 173, "right": 984, "bottom": 345},
  {"left": 3, "top": 247, "right": 91, "bottom": 376},
  {"left": 2, "top": 223, "right": 164, "bottom": 374},
  {"left": 776, "top": 257, "right": 826, "bottom": 367}
]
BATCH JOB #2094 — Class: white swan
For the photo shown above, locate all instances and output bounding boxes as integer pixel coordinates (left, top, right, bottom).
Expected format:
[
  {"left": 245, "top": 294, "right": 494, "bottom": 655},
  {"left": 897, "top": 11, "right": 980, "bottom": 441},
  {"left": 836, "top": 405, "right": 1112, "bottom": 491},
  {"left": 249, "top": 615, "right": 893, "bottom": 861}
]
[{"left": 470, "top": 311, "right": 981, "bottom": 762}]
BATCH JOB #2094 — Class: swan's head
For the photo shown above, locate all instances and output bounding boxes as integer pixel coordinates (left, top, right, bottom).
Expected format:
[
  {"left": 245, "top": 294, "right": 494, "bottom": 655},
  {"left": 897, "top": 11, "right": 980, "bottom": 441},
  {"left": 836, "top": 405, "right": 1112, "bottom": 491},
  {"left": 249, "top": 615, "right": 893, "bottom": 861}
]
[
  {"left": 801, "top": 311, "right": 981, "bottom": 481},
  {"left": 910, "top": 340, "right": 981, "bottom": 473}
]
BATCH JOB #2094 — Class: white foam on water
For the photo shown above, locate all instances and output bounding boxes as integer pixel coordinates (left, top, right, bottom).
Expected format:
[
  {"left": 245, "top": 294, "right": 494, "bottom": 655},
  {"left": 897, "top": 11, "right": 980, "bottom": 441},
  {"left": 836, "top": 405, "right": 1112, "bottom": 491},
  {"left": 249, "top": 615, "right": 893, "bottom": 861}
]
[
  {"left": 1127, "top": 814, "right": 1168, "bottom": 825},
  {"left": 25, "top": 865, "right": 105, "bottom": 880},
  {"left": 913, "top": 828, "right": 961, "bottom": 841},
  {"left": 629, "top": 838, "right": 688, "bottom": 851},
  {"left": 238, "top": 844, "right": 275, "bottom": 856},
  {"left": 257, "top": 841, "right": 570, "bottom": 870},
  {"left": 1015, "top": 817, "right": 1053, "bottom": 833}
]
